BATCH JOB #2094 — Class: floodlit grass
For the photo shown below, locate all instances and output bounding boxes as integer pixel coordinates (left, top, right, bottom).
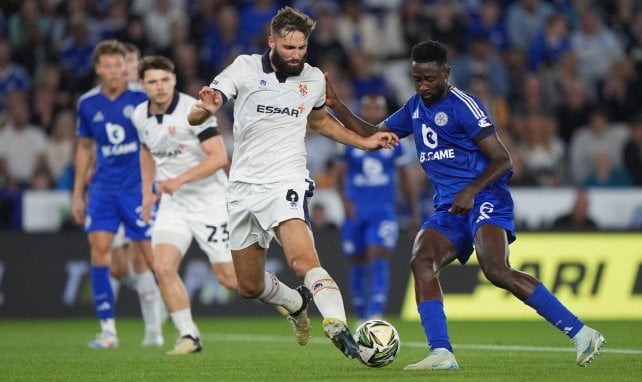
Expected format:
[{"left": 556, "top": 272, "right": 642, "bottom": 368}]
[{"left": 0, "top": 317, "right": 639, "bottom": 381}]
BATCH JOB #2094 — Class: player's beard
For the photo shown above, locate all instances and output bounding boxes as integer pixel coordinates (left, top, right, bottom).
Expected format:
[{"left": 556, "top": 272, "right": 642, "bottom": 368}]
[{"left": 271, "top": 48, "right": 305, "bottom": 76}]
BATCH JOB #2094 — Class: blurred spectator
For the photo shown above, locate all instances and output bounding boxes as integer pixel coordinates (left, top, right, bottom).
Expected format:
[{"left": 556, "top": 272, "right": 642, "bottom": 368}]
[
  {"left": 506, "top": 0, "right": 555, "bottom": 50},
  {"left": 0, "top": 92, "right": 48, "bottom": 190},
  {"left": 45, "top": 109, "right": 76, "bottom": 190},
  {"left": 200, "top": 4, "right": 252, "bottom": 75},
  {"left": 428, "top": 0, "right": 467, "bottom": 56},
  {"left": 627, "top": 10, "right": 642, "bottom": 90},
  {"left": 583, "top": 150, "right": 633, "bottom": 187},
  {"left": 306, "top": 5, "right": 349, "bottom": 69},
  {"left": 511, "top": 72, "right": 554, "bottom": 115},
  {"left": 466, "top": 0, "right": 509, "bottom": 53},
  {"left": 598, "top": 57, "right": 640, "bottom": 123},
  {"left": 173, "top": 42, "right": 203, "bottom": 92},
  {"left": 142, "top": 0, "right": 189, "bottom": 53},
  {"left": 335, "top": 0, "right": 384, "bottom": 59},
  {"left": 57, "top": 15, "right": 98, "bottom": 93},
  {"left": 0, "top": 37, "right": 31, "bottom": 111},
  {"left": 310, "top": 203, "right": 338, "bottom": 231},
  {"left": 29, "top": 164, "right": 55, "bottom": 191},
  {"left": 553, "top": 77, "right": 595, "bottom": 145},
  {"left": 571, "top": 7, "right": 624, "bottom": 85},
  {"left": 116, "top": 15, "right": 150, "bottom": 54},
  {"left": 517, "top": 112, "right": 566, "bottom": 187},
  {"left": 381, "top": 0, "right": 430, "bottom": 59},
  {"left": 527, "top": 12, "right": 572, "bottom": 72},
  {"left": 6, "top": 0, "right": 51, "bottom": 56},
  {"left": 623, "top": 115, "right": 642, "bottom": 186},
  {"left": 238, "top": 0, "right": 280, "bottom": 51},
  {"left": 451, "top": 34, "right": 509, "bottom": 99},
  {"left": 569, "top": 108, "right": 630, "bottom": 184},
  {"left": 550, "top": 189, "right": 598, "bottom": 230},
  {"left": 348, "top": 50, "right": 395, "bottom": 104},
  {"left": 503, "top": 46, "right": 528, "bottom": 105}
]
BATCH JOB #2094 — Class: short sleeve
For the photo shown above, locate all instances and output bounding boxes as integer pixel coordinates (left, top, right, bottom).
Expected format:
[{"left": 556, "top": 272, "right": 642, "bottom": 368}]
[
  {"left": 210, "top": 55, "right": 248, "bottom": 101},
  {"left": 76, "top": 101, "right": 92, "bottom": 139},
  {"left": 383, "top": 102, "right": 414, "bottom": 139}
]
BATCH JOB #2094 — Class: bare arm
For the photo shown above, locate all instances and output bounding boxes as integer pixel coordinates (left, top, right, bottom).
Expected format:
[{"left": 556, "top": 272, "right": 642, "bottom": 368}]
[
  {"left": 139, "top": 144, "right": 156, "bottom": 224},
  {"left": 71, "top": 138, "right": 94, "bottom": 224},
  {"left": 155, "top": 135, "right": 228, "bottom": 195},
  {"left": 308, "top": 108, "right": 398, "bottom": 150},
  {"left": 187, "top": 87, "right": 225, "bottom": 126},
  {"left": 449, "top": 134, "right": 513, "bottom": 215},
  {"left": 324, "top": 73, "right": 388, "bottom": 136}
]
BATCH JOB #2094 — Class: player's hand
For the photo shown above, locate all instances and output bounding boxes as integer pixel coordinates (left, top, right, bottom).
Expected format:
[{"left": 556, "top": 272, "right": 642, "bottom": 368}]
[
  {"left": 363, "top": 131, "right": 399, "bottom": 151},
  {"left": 141, "top": 191, "right": 158, "bottom": 224},
  {"left": 156, "top": 177, "right": 183, "bottom": 196},
  {"left": 71, "top": 193, "right": 86, "bottom": 225},
  {"left": 195, "top": 86, "right": 223, "bottom": 113},
  {"left": 448, "top": 189, "right": 475, "bottom": 215},
  {"left": 324, "top": 72, "right": 339, "bottom": 109}
]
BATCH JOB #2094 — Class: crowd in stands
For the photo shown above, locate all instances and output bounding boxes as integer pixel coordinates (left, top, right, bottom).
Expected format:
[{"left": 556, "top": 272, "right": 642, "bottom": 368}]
[{"left": 1, "top": 0, "right": 642, "bottom": 230}]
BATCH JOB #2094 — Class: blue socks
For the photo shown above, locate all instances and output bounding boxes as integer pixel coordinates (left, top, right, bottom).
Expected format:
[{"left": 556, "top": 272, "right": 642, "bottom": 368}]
[
  {"left": 369, "top": 258, "right": 389, "bottom": 317},
  {"left": 91, "top": 266, "right": 115, "bottom": 321},
  {"left": 525, "top": 282, "right": 584, "bottom": 338},
  {"left": 418, "top": 299, "right": 453, "bottom": 352},
  {"left": 349, "top": 263, "right": 368, "bottom": 319}
]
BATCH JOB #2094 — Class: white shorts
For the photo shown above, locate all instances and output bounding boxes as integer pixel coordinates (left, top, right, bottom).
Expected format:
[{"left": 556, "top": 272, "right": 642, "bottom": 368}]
[
  {"left": 111, "top": 224, "right": 131, "bottom": 248},
  {"left": 226, "top": 178, "right": 315, "bottom": 250},
  {"left": 151, "top": 196, "right": 232, "bottom": 264}
]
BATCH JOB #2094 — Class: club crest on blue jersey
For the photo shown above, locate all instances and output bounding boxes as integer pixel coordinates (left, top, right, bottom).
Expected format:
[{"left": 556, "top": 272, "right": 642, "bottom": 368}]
[
  {"left": 123, "top": 104, "right": 136, "bottom": 118},
  {"left": 434, "top": 112, "right": 448, "bottom": 126}
]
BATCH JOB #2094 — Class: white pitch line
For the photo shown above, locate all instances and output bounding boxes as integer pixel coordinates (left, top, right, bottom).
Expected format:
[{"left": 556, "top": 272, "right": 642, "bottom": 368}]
[{"left": 202, "top": 332, "right": 642, "bottom": 355}]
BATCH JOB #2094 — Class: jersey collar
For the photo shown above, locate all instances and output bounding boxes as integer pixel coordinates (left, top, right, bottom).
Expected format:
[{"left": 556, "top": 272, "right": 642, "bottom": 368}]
[
  {"left": 147, "top": 91, "right": 180, "bottom": 123},
  {"left": 262, "top": 49, "right": 288, "bottom": 83},
  {"left": 147, "top": 91, "right": 180, "bottom": 118}
]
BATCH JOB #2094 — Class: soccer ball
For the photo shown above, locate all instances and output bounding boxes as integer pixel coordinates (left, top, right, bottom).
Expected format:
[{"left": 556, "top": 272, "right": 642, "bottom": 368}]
[{"left": 353, "top": 319, "right": 400, "bottom": 367}]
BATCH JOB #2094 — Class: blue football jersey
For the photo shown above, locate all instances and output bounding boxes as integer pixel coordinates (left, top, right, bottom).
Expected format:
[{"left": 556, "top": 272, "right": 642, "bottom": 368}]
[
  {"left": 340, "top": 144, "right": 410, "bottom": 215},
  {"left": 76, "top": 84, "right": 147, "bottom": 192},
  {"left": 384, "top": 87, "right": 511, "bottom": 207}
]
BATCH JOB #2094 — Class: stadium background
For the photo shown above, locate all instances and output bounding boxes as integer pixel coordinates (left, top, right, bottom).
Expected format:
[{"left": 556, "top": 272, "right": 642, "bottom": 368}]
[{"left": 0, "top": 0, "right": 641, "bottom": 322}]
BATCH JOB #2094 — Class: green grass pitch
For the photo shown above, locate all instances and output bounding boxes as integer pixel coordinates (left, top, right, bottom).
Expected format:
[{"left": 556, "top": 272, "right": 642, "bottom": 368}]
[{"left": 0, "top": 316, "right": 640, "bottom": 381}]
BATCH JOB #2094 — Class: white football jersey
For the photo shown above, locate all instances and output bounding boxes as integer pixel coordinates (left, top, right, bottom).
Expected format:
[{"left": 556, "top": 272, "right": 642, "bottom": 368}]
[
  {"left": 132, "top": 92, "right": 228, "bottom": 212},
  {"left": 211, "top": 52, "right": 326, "bottom": 183}
]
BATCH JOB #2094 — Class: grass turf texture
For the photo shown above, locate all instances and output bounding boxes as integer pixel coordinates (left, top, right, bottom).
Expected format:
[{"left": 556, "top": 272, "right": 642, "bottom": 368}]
[{"left": 0, "top": 317, "right": 640, "bottom": 381}]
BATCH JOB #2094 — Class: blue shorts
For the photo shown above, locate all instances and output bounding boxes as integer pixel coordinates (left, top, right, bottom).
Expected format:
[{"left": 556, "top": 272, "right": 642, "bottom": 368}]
[
  {"left": 422, "top": 187, "right": 516, "bottom": 264},
  {"left": 84, "top": 187, "right": 151, "bottom": 241},
  {"left": 341, "top": 206, "right": 399, "bottom": 256}
]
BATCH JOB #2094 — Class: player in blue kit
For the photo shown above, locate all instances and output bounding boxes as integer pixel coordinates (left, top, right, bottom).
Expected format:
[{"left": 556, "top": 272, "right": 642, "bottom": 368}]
[
  {"left": 72, "top": 40, "right": 163, "bottom": 349},
  {"left": 335, "top": 94, "right": 420, "bottom": 324},
  {"left": 324, "top": 40, "right": 604, "bottom": 369}
]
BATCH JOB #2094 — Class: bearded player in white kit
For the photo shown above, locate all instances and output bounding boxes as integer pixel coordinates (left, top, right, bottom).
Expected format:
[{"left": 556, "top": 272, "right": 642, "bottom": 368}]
[
  {"left": 187, "top": 6, "right": 398, "bottom": 360},
  {"left": 132, "top": 55, "right": 238, "bottom": 355}
]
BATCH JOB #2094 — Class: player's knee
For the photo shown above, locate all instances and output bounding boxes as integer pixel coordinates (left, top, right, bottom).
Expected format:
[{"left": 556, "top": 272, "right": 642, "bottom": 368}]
[
  {"left": 289, "top": 255, "right": 319, "bottom": 279},
  {"left": 152, "top": 258, "right": 175, "bottom": 280},
  {"left": 237, "top": 282, "right": 262, "bottom": 299},
  {"left": 481, "top": 265, "right": 511, "bottom": 288},
  {"left": 409, "top": 250, "right": 438, "bottom": 276}
]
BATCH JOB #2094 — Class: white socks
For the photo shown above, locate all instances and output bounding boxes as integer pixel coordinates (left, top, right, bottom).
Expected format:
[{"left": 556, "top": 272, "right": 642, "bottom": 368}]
[
  {"left": 258, "top": 272, "right": 302, "bottom": 313},
  {"left": 170, "top": 309, "right": 199, "bottom": 338},
  {"left": 134, "top": 270, "right": 164, "bottom": 337},
  {"left": 304, "top": 267, "right": 346, "bottom": 322}
]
